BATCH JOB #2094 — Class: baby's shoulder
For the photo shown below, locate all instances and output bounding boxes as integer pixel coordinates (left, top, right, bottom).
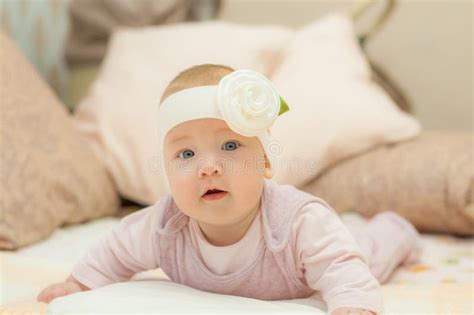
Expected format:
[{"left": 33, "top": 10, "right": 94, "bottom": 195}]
[
  {"left": 293, "top": 200, "right": 338, "bottom": 223},
  {"left": 289, "top": 199, "right": 343, "bottom": 240}
]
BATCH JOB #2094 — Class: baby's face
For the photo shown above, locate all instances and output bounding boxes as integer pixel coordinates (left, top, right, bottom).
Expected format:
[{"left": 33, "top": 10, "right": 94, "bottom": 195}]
[{"left": 164, "top": 118, "right": 266, "bottom": 226}]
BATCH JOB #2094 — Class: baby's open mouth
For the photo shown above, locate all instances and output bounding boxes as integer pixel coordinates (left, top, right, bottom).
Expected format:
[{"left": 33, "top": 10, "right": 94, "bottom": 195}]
[
  {"left": 203, "top": 189, "right": 225, "bottom": 196},
  {"left": 202, "top": 189, "right": 228, "bottom": 201}
]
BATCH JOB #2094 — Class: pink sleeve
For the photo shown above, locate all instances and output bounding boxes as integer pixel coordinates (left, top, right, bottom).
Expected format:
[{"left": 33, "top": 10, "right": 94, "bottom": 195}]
[
  {"left": 293, "top": 203, "right": 384, "bottom": 315},
  {"left": 71, "top": 205, "right": 160, "bottom": 289}
]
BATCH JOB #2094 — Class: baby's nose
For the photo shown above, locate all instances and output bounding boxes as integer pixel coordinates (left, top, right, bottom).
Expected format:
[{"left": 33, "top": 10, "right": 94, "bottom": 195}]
[{"left": 197, "top": 159, "right": 223, "bottom": 177}]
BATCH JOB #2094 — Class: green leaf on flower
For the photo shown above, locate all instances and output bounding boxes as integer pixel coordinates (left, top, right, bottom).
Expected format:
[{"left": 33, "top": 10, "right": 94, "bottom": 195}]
[{"left": 278, "top": 96, "right": 290, "bottom": 116}]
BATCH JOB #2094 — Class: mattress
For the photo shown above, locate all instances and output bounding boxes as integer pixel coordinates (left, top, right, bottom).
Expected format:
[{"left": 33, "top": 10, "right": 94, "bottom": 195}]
[{"left": 1, "top": 212, "right": 473, "bottom": 314}]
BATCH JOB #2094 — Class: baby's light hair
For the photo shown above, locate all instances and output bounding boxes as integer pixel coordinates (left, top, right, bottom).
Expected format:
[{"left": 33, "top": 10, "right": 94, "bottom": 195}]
[{"left": 160, "top": 64, "right": 234, "bottom": 104}]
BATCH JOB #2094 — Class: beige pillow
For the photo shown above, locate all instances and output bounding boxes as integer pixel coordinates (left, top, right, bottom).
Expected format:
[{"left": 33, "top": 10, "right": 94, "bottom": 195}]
[
  {"left": 73, "top": 15, "right": 419, "bottom": 205},
  {"left": 0, "top": 32, "right": 120, "bottom": 250},
  {"left": 302, "top": 131, "right": 474, "bottom": 236}
]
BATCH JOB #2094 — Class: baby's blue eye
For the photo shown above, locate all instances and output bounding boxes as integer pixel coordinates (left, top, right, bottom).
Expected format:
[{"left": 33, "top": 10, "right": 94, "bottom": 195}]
[
  {"left": 222, "top": 141, "right": 240, "bottom": 151},
  {"left": 178, "top": 149, "right": 194, "bottom": 159}
]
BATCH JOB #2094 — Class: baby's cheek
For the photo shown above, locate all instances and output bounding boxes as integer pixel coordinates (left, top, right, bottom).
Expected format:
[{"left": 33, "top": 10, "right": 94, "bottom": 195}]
[
  {"left": 236, "top": 174, "right": 264, "bottom": 209},
  {"left": 243, "top": 154, "right": 266, "bottom": 176},
  {"left": 170, "top": 171, "right": 193, "bottom": 190},
  {"left": 167, "top": 165, "right": 195, "bottom": 195},
  {"left": 222, "top": 158, "right": 248, "bottom": 176},
  {"left": 169, "top": 177, "right": 197, "bottom": 209},
  {"left": 167, "top": 160, "right": 195, "bottom": 178}
]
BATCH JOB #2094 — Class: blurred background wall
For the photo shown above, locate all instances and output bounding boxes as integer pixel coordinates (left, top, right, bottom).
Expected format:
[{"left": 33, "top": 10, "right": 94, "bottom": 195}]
[
  {"left": 0, "top": 0, "right": 70, "bottom": 101},
  {"left": 1, "top": 0, "right": 472, "bottom": 131},
  {"left": 219, "top": 0, "right": 473, "bottom": 131}
]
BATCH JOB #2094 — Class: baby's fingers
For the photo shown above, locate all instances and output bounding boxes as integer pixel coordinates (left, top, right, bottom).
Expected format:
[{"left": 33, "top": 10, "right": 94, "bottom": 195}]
[{"left": 37, "top": 284, "right": 69, "bottom": 303}]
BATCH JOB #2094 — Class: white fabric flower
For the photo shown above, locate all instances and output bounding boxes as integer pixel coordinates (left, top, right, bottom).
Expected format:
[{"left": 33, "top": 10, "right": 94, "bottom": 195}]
[{"left": 217, "top": 70, "right": 281, "bottom": 137}]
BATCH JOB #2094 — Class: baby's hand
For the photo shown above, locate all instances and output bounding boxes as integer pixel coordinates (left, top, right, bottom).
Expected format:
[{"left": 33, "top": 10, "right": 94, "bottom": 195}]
[
  {"left": 37, "top": 276, "right": 89, "bottom": 304},
  {"left": 331, "top": 308, "right": 377, "bottom": 315}
]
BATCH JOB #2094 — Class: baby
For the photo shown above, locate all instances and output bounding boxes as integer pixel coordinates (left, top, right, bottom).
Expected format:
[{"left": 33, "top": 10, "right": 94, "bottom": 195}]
[{"left": 38, "top": 64, "right": 421, "bottom": 315}]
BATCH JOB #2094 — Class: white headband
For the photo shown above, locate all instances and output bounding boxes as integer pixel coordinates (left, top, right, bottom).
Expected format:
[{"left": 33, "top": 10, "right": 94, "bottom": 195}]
[{"left": 157, "top": 69, "right": 289, "bottom": 172}]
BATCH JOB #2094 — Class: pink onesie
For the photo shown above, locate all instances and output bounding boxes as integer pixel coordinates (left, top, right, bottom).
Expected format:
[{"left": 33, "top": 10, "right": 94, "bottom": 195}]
[{"left": 72, "top": 180, "right": 420, "bottom": 314}]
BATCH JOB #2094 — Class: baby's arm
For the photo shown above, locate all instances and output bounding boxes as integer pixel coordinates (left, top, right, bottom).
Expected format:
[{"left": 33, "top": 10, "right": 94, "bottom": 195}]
[
  {"left": 37, "top": 204, "right": 161, "bottom": 303},
  {"left": 293, "top": 203, "right": 383, "bottom": 315}
]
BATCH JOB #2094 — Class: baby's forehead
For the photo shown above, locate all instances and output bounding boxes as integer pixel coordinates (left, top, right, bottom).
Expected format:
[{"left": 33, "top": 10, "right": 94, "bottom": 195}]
[{"left": 165, "top": 119, "right": 240, "bottom": 144}]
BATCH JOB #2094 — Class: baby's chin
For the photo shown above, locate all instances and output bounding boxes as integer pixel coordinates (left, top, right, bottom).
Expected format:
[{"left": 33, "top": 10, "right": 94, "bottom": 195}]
[{"left": 199, "top": 200, "right": 261, "bottom": 224}]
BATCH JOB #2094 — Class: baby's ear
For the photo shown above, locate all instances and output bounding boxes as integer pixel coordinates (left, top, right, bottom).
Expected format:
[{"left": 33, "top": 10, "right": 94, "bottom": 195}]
[
  {"left": 263, "top": 155, "right": 273, "bottom": 179},
  {"left": 264, "top": 168, "right": 273, "bottom": 179}
]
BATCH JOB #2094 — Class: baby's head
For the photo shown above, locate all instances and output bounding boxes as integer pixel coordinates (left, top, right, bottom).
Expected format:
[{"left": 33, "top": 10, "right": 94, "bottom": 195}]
[{"left": 158, "top": 64, "right": 283, "bottom": 227}]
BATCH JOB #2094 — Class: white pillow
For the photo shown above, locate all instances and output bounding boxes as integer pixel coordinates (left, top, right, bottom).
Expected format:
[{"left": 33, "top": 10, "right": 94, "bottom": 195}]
[
  {"left": 47, "top": 280, "right": 326, "bottom": 314},
  {"left": 73, "top": 15, "right": 420, "bottom": 205},
  {"left": 269, "top": 15, "right": 420, "bottom": 185}
]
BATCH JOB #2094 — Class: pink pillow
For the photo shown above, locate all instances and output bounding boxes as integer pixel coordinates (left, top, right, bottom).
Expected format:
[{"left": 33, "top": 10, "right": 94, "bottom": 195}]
[{"left": 73, "top": 15, "right": 420, "bottom": 205}]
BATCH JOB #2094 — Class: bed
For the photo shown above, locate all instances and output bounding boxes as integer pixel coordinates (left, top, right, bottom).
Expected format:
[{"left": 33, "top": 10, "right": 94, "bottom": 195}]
[
  {"left": 2, "top": 212, "right": 472, "bottom": 314},
  {"left": 1, "top": 1, "right": 472, "bottom": 314}
]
